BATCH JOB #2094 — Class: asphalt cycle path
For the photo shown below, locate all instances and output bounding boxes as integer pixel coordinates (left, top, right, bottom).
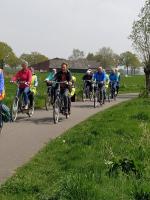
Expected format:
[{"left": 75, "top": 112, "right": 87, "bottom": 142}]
[{"left": 0, "top": 93, "right": 138, "bottom": 184}]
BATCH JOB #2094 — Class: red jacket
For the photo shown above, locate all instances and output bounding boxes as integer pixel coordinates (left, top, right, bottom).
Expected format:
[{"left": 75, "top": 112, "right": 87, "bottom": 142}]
[{"left": 12, "top": 69, "right": 32, "bottom": 88}]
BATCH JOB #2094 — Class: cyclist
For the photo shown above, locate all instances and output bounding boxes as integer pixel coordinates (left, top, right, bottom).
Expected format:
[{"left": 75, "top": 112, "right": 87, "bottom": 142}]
[
  {"left": 109, "top": 68, "right": 117, "bottom": 98},
  {"left": 0, "top": 60, "right": 5, "bottom": 101},
  {"left": 93, "top": 66, "right": 106, "bottom": 102},
  {"left": 54, "top": 63, "right": 72, "bottom": 115},
  {"left": 45, "top": 68, "right": 57, "bottom": 85},
  {"left": 103, "top": 69, "right": 110, "bottom": 100},
  {"left": 11, "top": 60, "right": 32, "bottom": 109},
  {"left": 45, "top": 68, "right": 57, "bottom": 104},
  {"left": 28, "top": 67, "right": 38, "bottom": 108},
  {"left": 115, "top": 68, "right": 121, "bottom": 95},
  {"left": 82, "top": 69, "right": 93, "bottom": 93}
]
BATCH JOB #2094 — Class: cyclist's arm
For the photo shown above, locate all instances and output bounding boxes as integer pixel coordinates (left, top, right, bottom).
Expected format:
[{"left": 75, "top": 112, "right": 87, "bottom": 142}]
[
  {"left": 11, "top": 71, "right": 20, "bottom": 82},
  {"left": 34, "top": 76, "right": 38, "bottom": 87},
  {"left": 27, "top": 70, "right": 32, "bottom": 85}
]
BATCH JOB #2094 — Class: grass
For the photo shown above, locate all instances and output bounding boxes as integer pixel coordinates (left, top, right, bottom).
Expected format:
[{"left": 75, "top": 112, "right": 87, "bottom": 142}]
[
  {"left": 0, "top": 97, "right": 150, "bottom": 199},
  {"left": 4, "top": 72, "right": 144, "bottom": 108}
]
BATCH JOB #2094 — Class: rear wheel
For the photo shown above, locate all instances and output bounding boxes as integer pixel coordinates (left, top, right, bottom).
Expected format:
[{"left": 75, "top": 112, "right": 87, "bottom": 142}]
[
  {"left": 11, "top": 98, "right": 19, "bottom": 122},
  {"left": 94, "top": 91, "right": 97, "bottom": 108},
  {"left": 28, "top": 101, "right": 35, "bottom": 117},
  {"left": 53, "top": 98, "right": 60, "bottom": 124}
]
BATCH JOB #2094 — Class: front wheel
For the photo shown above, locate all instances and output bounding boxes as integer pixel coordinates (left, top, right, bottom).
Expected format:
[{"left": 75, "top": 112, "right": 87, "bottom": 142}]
[
  {"left": 45, "top": 94, "right": 51, "bottom": 111},
  {"left": 11, "top": 97, "right": 19, "bottom": 122},
  {"left": 53, "top": 98, "right": 60, "bottom": 124},
  {"left": 94, "top": 92, "right": 97, "bottom": 108},
  {"left": 28, "top": 101, "right": 35, "bottom": 117}
]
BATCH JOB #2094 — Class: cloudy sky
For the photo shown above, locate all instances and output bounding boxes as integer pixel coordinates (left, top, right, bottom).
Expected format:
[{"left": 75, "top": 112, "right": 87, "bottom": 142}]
[{"left": 0, "top": 0, "right": 145, "bottom": 59}]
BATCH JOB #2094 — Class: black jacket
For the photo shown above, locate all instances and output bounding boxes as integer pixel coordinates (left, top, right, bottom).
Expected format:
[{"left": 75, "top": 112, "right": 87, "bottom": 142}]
[{"left": 55, "top": 70, "right": 72, "bottom": 82}]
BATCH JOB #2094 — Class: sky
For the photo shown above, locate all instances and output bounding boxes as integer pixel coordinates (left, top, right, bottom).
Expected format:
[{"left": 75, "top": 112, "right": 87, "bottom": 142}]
[{"left": 0, "top": 0, "right": 145, "bottom": 59}]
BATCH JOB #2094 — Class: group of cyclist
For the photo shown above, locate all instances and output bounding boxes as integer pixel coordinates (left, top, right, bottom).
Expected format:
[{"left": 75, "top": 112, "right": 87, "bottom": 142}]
[
  {"left": 0, "top": 60, "right": 121, "bottom": 122},
  {"left": 83, "top": 66, "right": 120, "bottom": 100}
]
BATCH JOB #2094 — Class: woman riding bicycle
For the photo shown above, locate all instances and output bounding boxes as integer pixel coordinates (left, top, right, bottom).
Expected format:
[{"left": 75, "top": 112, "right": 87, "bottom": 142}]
[
  {"left": 11, "top": 60, "right": 32, "bottom": 109},
  {"left": 54, "top": 63, "right": 72, "bottom": 115}
]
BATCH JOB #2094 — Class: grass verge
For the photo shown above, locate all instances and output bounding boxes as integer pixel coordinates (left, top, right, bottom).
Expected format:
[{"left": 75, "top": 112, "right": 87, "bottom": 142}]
[{"left": 0, "top": 97, "right": 150, "bottom": 199}]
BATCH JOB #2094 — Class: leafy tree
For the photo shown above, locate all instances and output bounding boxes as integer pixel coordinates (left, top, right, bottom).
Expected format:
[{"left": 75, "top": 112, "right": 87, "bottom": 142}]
[
  {"left": 20, "top": 52, "right": 49, "bottom": 66},
  {"left": 120, "top": 51, "right": 141, "bottom": 75},
  {"left": 95, "top": 47, "right": 118, "bottom": 68},
  {"left": 86, "top": 53, "right": 95, "bottom": 60},
  {"left": 69, "top": 49, "right": 85, "bottom": 60},
  {"left": 130, "top": 0, "right": 150, "bottom": 92},
  {"left": 0, "top": 41, "right": 19, "bottom": 67}
]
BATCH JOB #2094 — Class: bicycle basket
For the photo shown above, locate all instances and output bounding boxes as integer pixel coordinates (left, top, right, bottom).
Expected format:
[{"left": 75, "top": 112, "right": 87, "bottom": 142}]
[{"left": 1, "top": 104, "right": 12, "bottom": 122}]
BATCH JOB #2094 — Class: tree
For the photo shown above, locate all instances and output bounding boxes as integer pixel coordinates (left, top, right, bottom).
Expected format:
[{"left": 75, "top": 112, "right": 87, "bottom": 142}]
[
  {"left": 130, "top": 0, "right": 150, "bottom": 92},
  {"left": 95, "top": 47, "right": 118, "bottom": 68},
  {"left": 20, "top": 52, "right": 49, "bottom": 66},
  {"left": 0, "top": 41, "right": 20, "bottom": 67},
  {"left": 86, "top": 53, "right": 95, "bottom": 60},
  {"left": 120, "top": 51, "right": 141, "bottom": 75},
  {"left": 69, "top": 49, "right": 85, "bottom": 60}
]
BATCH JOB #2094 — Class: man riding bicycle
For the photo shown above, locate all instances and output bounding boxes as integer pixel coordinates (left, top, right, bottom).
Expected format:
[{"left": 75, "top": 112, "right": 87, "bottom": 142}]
[
  {"left": 109, "top": 69, "right": 118, "bottom": 98},
  {"left": 11, "top": 60, "right": 32, "bottom": 109},
  {"left": 54, "top": 63, "right": 72, "bottom": 115},
  {"left": 93, "top": 66, "right": 106, "bottom": 102}
]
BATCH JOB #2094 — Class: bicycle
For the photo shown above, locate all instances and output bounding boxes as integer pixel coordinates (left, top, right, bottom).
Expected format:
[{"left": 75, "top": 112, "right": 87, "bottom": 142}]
[
  {"left": 82, "top": 80, "right": 93, "bottom": 101},
  {"left": 45, "top": 84, "right": 54, "bottom": 111},
  {"left": 11, "top": 81, "right": 35, "bottom": 121},
  {"left": 109, "top": 81, "right": 117, "bottom": 100},
  {"left": 53, "top": 81, "right": 71, "bottom": 124},
  {"left": 93, "top": 82, "right": 105, "bottom": 108}
]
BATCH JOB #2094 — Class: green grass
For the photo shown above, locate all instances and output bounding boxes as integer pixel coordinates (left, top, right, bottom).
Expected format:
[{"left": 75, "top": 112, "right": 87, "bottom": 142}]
[
  {"left": 4, "top": 72, "right": 144, "bottom": 108},
  {"left": 0, "top": 97, "right": 150, "bottom": 199}
]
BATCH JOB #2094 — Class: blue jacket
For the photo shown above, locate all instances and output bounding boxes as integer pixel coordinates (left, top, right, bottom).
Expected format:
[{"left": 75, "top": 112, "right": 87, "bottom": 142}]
[
  {"left": 93, "top": 72, "right": 105, "bottom": 82},
  {"left": 109, "top": 73, "right": 117, "bottom": 82},
  {"left": 0, "top": 70, "right": 4, "bottom": 93}
]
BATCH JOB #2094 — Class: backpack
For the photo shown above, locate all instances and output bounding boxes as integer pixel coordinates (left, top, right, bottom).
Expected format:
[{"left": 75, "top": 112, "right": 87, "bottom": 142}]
[{"left": 1, "top": 104, "right": 12, "bottom": 122}]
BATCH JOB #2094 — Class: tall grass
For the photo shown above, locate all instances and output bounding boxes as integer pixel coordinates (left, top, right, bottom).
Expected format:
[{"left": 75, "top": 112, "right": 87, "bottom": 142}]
[{"left": 0, "top": 97, "right": 150, "bottom": 199}]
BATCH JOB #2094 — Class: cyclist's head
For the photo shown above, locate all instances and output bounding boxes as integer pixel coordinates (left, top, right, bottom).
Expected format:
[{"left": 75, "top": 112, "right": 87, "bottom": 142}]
[
  {"left": 30, "top": 67, "right": 35, "bottom": 74},
  {"left": 21, "top": 60, "right": 28, "bottom": 70},
  {"left": 61, "top": 63, "right": 68, "bottom": 73},
  {"left": 86, "top": 70, "right": 91, "bottom": 75},
  {"left": 52, "top": 68, "right": 57, "bottom": 74},
  {"left": 115, "top": 68, "right": 119, "bottom": 73},
  {"left": 111, "top": 68, "right": 115, "bottom": 74},
  {"left": 97, "top": 66, "right": 103, "bottom": 73}
]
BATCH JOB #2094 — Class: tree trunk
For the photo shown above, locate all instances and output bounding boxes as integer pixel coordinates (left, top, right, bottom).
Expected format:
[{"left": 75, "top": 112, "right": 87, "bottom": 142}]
[
  {"left": 144, "top": 67, "right": 150, "bottom": 94},
  {"left": 126, "top": 65, "right": 129, "bottom": 75}
]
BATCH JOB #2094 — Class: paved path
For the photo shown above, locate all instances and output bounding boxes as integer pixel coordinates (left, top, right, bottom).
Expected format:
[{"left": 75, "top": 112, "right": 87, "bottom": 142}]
[{"left": 0, "top": 93, "right": 137, "bottom": 184}]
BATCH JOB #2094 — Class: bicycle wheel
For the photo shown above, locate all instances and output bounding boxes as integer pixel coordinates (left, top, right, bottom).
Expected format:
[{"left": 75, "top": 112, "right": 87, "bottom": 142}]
[
  {"left": 53, "top": 98, "right": 60, "bottom": 124},
  {"left": 82, "top": 89, "right": 86, "bottom": 102},
  {"left": 45, "top": 94, "right": 51, "bottom": 111},
  {"left": 11, "top": 97, "right": 19, "bottom": 121},
  {"left": 94, "top": 91, "right": 97, "bottom": 108},
  {"left": 28, "top": 101, "right": 35, "bottom": 117}
]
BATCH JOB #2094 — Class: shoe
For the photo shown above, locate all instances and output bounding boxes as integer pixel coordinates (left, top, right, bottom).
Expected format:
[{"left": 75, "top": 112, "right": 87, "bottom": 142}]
[{"left": 24, "top": 105, "right": 28, "bottom": 110}]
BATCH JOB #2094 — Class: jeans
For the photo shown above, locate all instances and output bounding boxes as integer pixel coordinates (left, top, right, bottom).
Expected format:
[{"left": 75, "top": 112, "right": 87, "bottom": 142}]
[
  {"left": 17, "top": 87, "right": 30, "bottom": 106},
  {"left": 60, "top": 89, "right": 70, "bottom": 113}
]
